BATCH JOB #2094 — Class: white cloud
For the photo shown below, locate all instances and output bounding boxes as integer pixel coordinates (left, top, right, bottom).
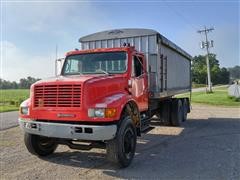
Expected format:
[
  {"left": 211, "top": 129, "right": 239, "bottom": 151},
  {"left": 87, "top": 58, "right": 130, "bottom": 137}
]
[
  {"left": 5, "top": 2, "right": 113, "bottom": 35},
  {"left": 1, "top": 41, "right": 57, "bottom": 82},
  {"left": 1, "top": 2, "right": 114, "bottom": 82}
]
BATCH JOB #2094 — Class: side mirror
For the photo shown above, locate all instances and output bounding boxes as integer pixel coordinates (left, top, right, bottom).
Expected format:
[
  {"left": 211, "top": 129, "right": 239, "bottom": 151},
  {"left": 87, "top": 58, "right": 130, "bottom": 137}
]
[{"left": 55, "top": 58, "right": 64, "bottom": 76}]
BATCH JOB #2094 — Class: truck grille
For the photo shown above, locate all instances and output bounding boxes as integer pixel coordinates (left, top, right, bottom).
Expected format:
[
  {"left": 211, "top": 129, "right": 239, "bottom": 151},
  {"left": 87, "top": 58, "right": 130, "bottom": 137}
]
[{"left": 34, "top": 84, "right": 82, "bottom": 107}]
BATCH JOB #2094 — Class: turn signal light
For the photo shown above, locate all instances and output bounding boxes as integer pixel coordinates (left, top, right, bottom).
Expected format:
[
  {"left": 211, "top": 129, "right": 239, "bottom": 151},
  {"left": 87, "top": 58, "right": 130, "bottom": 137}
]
[{"left": 105, "top": 108, "right": 117, "bottom": 118}]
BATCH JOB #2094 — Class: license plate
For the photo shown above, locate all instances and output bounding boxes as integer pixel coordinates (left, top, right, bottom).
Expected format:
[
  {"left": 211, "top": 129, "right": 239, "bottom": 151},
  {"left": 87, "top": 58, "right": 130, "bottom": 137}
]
[{"left": 24, "top": 122, "right": 32, "bottom": 129}]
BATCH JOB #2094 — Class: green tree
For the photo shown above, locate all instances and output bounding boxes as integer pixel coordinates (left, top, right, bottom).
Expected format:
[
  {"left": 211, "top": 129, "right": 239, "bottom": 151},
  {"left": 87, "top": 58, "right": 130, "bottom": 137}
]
[
  {"left": 228, "top": 66, "right": 240, "bottom": 80},
  {"left": 192, "top": 54, "right": 229, "bottom": 85},
  {"left": 19, "top": 76, "right": 41, "bottom": 89},
  {"left": 0, "top": 77, "right": 41, "bottom": 89},
  {"left": 219, "top": 67, "right": 230, "bottom": 84}
]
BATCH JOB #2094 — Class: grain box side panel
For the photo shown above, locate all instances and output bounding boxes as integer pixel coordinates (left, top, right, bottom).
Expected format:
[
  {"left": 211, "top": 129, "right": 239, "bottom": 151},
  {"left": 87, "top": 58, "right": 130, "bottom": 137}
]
[{"left": 160, "top": 44, "right": 191, "bottom": 93}]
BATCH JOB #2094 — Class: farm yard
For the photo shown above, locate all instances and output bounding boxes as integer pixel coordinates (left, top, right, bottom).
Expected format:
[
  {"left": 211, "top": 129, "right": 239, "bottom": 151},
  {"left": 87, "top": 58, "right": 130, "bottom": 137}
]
[{"left": 1, "top": 1, "right": 239, "bottom": 179}]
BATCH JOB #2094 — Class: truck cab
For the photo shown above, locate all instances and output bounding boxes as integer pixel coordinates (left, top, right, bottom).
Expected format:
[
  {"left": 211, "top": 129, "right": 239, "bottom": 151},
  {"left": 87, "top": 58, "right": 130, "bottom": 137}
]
[{"left": 19, "top": 46, "right": 149, "bottom": 167}]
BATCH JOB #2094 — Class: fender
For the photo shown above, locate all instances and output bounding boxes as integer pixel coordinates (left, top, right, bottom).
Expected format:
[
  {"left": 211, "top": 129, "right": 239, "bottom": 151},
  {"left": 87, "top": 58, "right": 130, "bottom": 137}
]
[
  {"left": 90, "top": 92, "right": 139, "bottom": 121},
  {"left": 19, "top": 98, "right": 31, "bottom": 118}
]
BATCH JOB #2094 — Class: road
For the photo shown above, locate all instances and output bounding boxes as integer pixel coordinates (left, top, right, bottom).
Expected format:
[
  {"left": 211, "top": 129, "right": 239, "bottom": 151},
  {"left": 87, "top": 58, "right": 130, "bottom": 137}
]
[
  {"left": 1, "top": 104, "right": 240, "bottom": 179},
  {"left": 0, "top": 111, "right": 19, "bottom": 130},
  {"left": 191, "top": 85, "right": 227, "bottom": 92}
]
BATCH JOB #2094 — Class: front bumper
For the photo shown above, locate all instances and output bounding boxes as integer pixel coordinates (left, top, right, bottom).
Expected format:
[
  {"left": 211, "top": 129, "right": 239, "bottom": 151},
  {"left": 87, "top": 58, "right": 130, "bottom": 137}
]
[{"left": 19, "top": 118, "right": 117, "bottom": 141}]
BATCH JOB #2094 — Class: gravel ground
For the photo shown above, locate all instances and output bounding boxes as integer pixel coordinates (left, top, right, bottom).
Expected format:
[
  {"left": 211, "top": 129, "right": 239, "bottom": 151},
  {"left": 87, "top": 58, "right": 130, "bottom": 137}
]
[{"left": 1, "top": 104, "right": 240, "bottom": 180}]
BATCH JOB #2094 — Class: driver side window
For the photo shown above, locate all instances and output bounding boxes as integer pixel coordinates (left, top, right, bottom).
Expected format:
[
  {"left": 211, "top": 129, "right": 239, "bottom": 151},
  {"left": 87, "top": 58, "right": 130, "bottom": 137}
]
[
  {"left": 65, "top": 59, "right": 79, "bottom": 74},
  {"left": 133, "top": 56, "right": 144, "bottom": 77}
]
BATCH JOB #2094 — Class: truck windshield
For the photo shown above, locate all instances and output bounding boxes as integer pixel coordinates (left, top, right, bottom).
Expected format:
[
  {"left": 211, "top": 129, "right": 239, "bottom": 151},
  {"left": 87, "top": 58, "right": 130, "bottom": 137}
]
[{"left": 62, "top": 51, "right": 127, "bottom": 75}]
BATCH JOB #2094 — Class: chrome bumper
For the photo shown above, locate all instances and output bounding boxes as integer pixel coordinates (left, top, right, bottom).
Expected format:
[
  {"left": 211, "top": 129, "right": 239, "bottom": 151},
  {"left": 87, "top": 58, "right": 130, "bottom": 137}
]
[{"left": 19, "top": 118, "right": 117, "bottom": 141}]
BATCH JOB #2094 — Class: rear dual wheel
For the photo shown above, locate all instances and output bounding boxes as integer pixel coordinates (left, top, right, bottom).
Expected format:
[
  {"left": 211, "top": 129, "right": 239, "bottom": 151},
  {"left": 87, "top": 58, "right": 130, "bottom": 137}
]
[
  {"left": 171, "top": 99, "right": 183, "bottom": 126},
  {"left": 182, "top": 99, "right": 188, "bottom": 122}
]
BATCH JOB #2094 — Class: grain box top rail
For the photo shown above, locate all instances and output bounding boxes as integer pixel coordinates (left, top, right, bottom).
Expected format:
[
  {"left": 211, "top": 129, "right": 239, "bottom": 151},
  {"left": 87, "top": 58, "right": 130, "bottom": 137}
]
[{"left": 79, "top": 28, "right": 192, "bottom": 60}]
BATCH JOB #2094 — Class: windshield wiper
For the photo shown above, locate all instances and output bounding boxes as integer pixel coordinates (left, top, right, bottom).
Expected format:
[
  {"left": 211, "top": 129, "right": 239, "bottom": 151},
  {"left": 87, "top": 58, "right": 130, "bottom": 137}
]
[{"left": 95, "top": 69, "right": 110, "bottom": 75}]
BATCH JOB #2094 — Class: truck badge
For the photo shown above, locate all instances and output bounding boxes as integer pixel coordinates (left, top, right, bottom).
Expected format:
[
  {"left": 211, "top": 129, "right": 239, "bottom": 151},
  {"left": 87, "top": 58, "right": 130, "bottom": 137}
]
[
  {"left": 57, "top": 113, "right": 76, "bottom": 118},
  {"left": 38, "top": 99, "right": 44, "bottom": 107}
]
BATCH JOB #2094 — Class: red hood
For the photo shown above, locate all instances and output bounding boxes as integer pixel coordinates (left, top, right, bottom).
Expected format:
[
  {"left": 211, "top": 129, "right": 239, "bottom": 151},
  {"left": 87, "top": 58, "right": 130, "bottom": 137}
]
[
  {"left": 32, "top": 75, "right": 128, "bottom": 107},
  {"left": 33, "top": 75, "right": 127, "bottom": 86},
  {"left": 34, "top": 75, "right": 96, "bottom": 85}
]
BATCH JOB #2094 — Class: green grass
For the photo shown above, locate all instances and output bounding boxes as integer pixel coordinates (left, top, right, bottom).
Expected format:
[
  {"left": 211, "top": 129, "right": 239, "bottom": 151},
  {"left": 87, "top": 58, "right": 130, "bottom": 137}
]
[
  {"left": 178, "top": 87, "right": 240, "bottom": 107},
  {"left": 0, "top": 89, "right": 29, "bottom": 112}
]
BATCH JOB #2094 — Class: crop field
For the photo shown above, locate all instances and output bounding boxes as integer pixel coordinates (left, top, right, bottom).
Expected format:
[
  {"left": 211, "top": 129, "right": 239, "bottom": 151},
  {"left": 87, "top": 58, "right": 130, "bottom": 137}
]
[{"left": 0, "top": 89, "right": 29, "bottom": 112}]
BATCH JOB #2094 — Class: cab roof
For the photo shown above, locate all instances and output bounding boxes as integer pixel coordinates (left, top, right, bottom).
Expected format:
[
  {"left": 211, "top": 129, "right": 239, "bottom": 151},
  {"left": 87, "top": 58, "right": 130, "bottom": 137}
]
[{"left": 66, "top": 46, "right": 137, "bottom": 57}]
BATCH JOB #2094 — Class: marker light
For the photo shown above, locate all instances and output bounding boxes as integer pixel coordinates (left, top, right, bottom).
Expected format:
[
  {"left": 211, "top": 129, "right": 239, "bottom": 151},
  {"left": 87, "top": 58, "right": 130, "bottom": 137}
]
[{"left": 105, "top": 108, "right": 117, "bottom": 118}]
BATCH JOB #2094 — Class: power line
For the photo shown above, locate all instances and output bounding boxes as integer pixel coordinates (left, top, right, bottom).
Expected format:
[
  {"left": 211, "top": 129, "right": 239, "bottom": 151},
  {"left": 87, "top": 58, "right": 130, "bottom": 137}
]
[{"left": 162, "top": 1, "right": 198, "bottom": 31}]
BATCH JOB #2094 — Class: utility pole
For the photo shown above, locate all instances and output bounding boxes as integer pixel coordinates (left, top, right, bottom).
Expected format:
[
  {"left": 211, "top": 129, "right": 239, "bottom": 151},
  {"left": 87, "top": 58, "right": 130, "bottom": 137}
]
[{"left": 198, "top": 26, "right": 214, "bottom": 92}]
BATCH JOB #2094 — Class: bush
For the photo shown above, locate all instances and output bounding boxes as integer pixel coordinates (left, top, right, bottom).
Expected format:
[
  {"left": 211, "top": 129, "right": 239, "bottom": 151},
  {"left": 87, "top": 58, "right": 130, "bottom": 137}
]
[
  {"left": 228, "top": 96, "right": 240, "bottom": 102},
  {"left": 9, "top": 101, "right": 15, "bottom": 105}
]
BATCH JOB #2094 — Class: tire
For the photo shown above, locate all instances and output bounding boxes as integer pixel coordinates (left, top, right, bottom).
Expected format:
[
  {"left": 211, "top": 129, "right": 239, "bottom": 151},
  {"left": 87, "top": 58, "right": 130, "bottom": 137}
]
[
  {"left": 159, "top": 100, "right": 171, "bottom": 125},
  {"left": 171, "top": 99, "right": 183, "bottom": 126},
  {"left": 24, "top": 133, "right": 58, "bottom": 156},
  {"left": 182, "top": 98, "right": 188, "bottom": 122},
  {"left": 106, "top": 115, "right": 137, "bottom": 168}
]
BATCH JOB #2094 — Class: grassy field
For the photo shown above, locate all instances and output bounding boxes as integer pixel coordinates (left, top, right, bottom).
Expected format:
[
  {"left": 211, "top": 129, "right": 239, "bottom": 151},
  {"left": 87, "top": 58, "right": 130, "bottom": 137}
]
[
  {"left": 0, "top": 89, "right": 29, "bottom": 112},
  {"left": 179, "top": 87, "right": 240, "bottom": 107}
]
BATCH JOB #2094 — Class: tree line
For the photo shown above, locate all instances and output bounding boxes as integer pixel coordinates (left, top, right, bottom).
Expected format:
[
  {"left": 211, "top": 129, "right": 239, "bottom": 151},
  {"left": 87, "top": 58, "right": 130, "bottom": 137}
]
[
  {"left": 0, "top": 76, "right": 41, "bottom": 89},
  {"left": 192, "top": 54, "right": 239, "bottom": 85}
]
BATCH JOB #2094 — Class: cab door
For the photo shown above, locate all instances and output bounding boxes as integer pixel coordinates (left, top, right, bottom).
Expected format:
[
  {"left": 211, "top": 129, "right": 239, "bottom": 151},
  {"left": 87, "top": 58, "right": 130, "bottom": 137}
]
[{"left": 130, "top": 55, "right": 148, "bottom": 111}]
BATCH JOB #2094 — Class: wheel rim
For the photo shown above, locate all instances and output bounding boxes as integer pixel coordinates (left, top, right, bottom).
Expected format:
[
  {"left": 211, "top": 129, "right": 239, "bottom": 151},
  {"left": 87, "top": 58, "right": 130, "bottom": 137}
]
[
  {"left": 37, "top": 136, "right": 55, "bottom": 150},
  {"left": 123, "top": 128, "right": 135, "bottom": 159}
]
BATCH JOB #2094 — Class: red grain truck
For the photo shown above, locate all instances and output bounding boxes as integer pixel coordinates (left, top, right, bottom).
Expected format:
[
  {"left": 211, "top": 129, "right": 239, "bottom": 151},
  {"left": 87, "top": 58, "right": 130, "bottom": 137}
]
[{"left": 19, "top": 29, "right": 191, "bottom": 167}]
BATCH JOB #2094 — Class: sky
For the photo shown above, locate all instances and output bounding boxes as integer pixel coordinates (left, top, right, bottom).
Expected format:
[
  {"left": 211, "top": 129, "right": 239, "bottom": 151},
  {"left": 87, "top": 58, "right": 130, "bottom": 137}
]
[{"left": 1, "top": 0, "right": 239, "bottom": 82}]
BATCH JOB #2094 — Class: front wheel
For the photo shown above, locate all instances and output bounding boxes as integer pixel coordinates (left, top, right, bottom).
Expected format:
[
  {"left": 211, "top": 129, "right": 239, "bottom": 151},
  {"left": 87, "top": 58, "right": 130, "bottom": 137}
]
[
  {"left": 106, "top": 116, "right": 137, "bottom": 168},
  {"left": 24, "top": 133, "right": 58, "bottom": 156}
]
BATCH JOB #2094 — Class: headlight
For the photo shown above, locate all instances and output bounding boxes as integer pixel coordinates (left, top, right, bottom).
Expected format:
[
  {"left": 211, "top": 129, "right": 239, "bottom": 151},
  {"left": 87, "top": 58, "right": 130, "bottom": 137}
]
[
  {"left": 88, "top": 108, "right": 105, "bottom": 117},
  {"left": 20, "top": 107, "right": 29, "bottom": 115},
  {"left": 88, "top": 108, "right": 117, "bottom": 118}
]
